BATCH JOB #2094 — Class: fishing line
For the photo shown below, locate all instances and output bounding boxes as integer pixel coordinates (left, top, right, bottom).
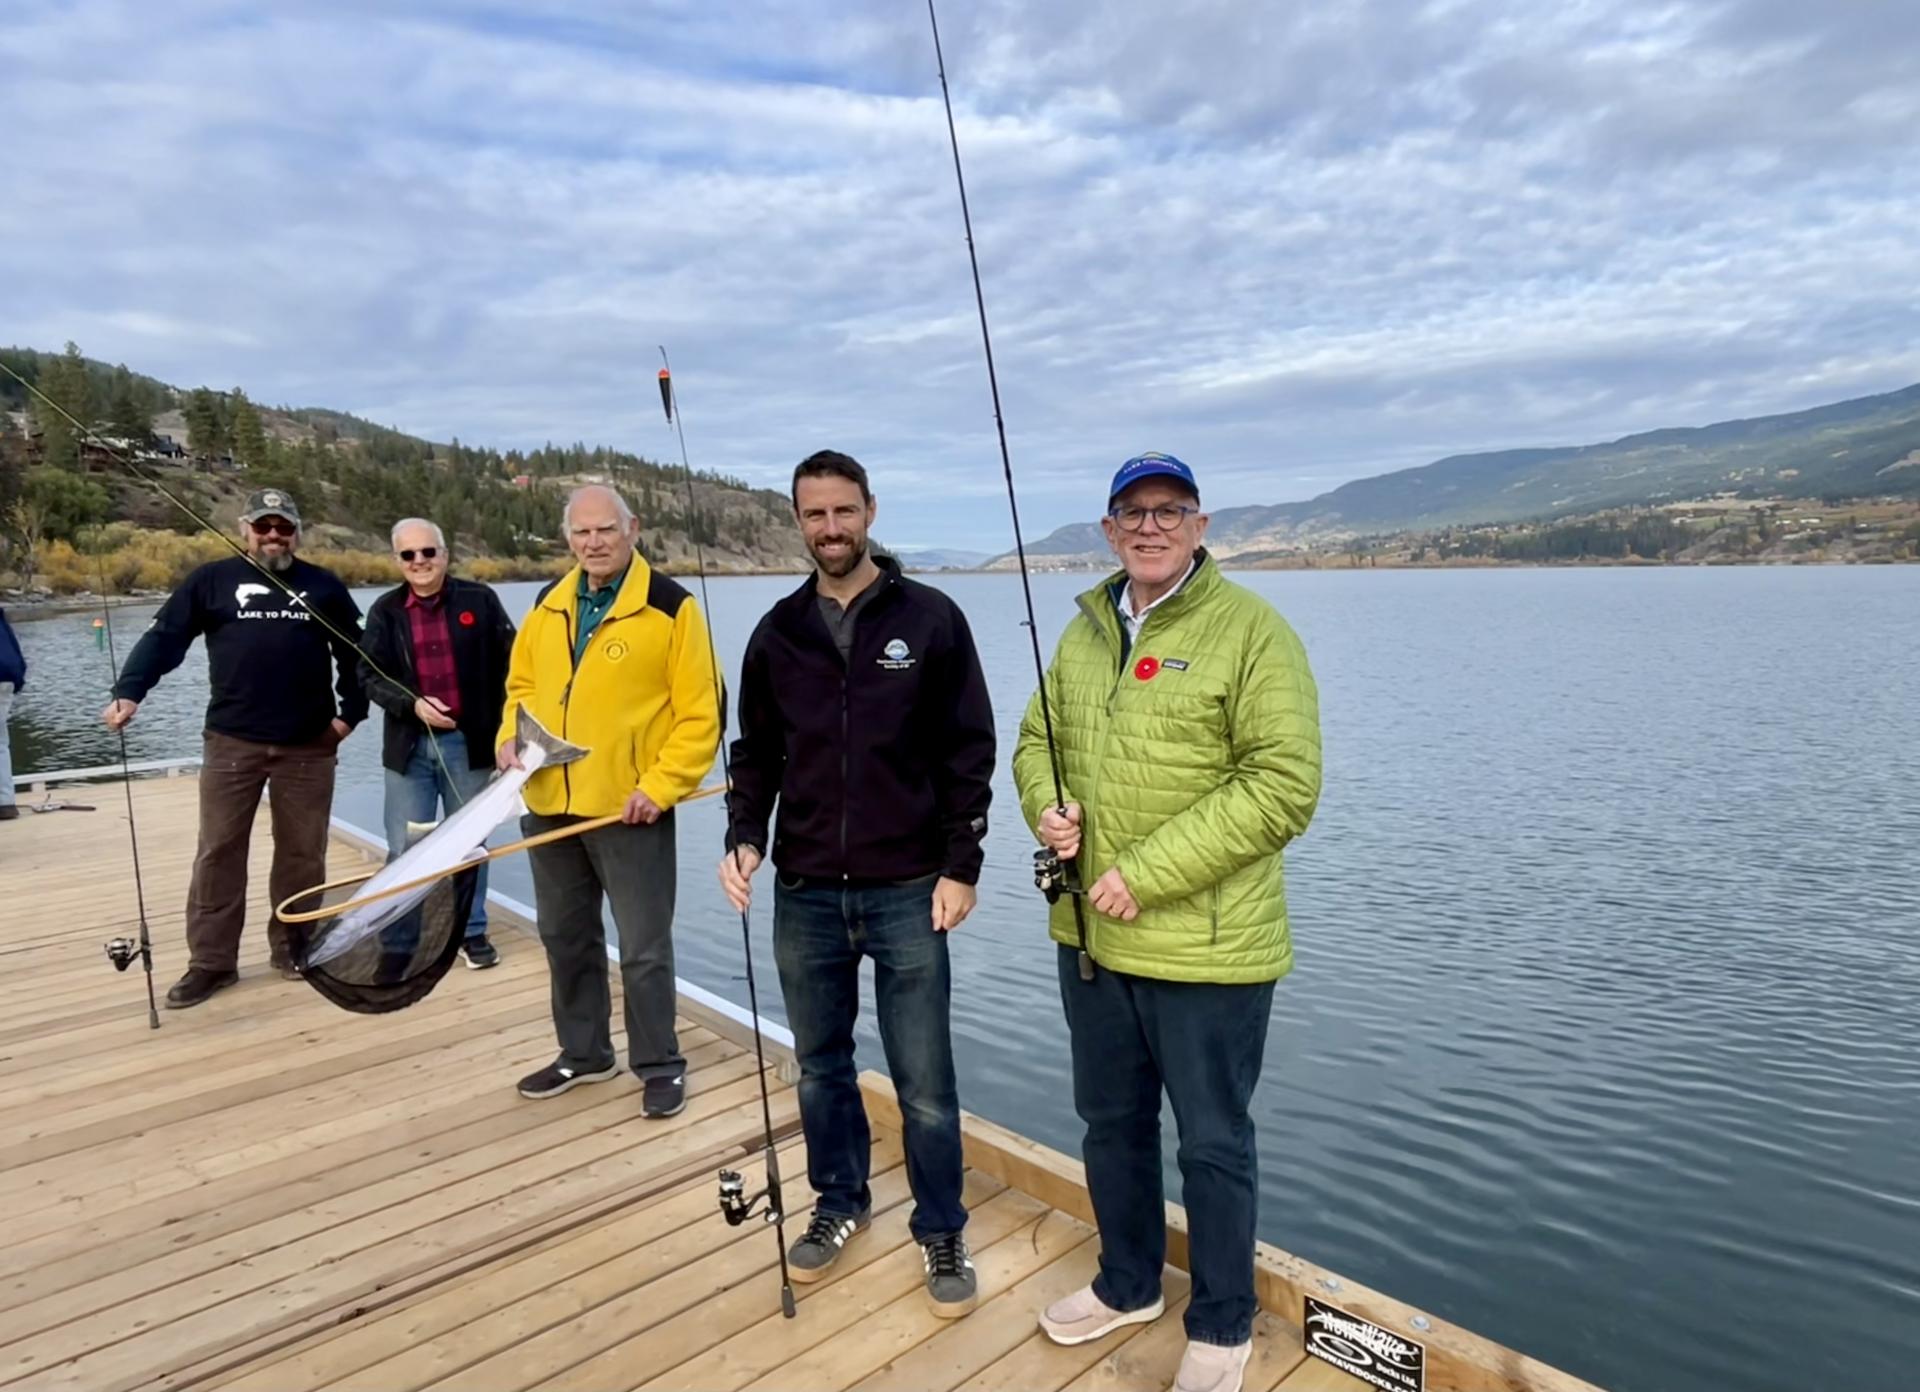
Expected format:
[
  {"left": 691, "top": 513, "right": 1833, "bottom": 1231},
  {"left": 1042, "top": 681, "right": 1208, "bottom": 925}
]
[
  {"left": 91, "top": 535, "right": 160, "bottom": 1028},
  {"left": 925, "top": 0, "right": 1098, "bottom": 980},
  {"left": 0, "top": 360, "right": 463, "bottom": 789},
  {"left": 657, "top": 349, "right": 798, "bottom": 1320}
]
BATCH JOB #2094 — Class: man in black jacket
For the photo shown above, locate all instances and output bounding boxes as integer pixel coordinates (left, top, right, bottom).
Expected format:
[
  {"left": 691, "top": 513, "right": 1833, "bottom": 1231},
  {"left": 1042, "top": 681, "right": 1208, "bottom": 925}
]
[
  {"left": 719, "top": 450, "right": 995, "bottom": 1319},
  {"left": 104, "top": 488, "right": 367, "bottom": 1007},
  {"left": 358, "top": 517, "right": 516, "bottom": 969}
]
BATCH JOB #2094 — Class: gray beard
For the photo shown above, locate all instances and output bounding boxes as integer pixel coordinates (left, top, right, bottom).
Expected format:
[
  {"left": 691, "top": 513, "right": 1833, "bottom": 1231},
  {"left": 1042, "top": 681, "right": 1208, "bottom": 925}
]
[{"left": 258, "top": 549, "right": 295, "bottom": 573}]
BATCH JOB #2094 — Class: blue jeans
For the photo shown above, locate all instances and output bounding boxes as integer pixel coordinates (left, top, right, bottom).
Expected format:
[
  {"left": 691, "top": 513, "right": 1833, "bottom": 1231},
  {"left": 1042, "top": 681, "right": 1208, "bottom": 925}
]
[
  {"left": 382, "top": 731, "right": 491, "bottom": 940},
  {"left": 774, "top": 873, "right": 967, "bottom": 1242},
  {"left": 1058, "top": 945, "right": 1276, "bottom": 1347}
]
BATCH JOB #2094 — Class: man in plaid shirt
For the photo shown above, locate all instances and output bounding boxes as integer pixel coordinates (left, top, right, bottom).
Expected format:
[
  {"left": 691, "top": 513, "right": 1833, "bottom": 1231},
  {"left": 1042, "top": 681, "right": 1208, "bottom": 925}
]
[{"left": 359, "top": 517, "right": 518, "bottom": 968}]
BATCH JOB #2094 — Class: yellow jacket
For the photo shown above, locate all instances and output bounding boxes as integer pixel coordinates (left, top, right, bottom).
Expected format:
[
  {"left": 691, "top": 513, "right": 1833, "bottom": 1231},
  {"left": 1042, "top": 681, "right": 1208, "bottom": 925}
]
[{"left": 497, "top": 557, "right": 719, "bottom": 817}]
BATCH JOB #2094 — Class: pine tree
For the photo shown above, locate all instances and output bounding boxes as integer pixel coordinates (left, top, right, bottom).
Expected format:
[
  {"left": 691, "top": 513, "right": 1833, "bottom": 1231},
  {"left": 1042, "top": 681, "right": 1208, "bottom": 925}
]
[
  {"left": 33, "top": 341, "right": 93, "bottom": 471},
  {"left": 185, "top": 388, "right": 226, "bottom": 461},
  {"left": 229, "top": 388, "right": 269, "bottom": 472},
  {"left": 107, "top": 366, "right": 152, "bottom": 443}
]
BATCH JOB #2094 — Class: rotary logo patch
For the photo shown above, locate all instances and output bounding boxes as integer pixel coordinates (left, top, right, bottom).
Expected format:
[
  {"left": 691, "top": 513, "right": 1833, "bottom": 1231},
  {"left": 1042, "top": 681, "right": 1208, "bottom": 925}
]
[
  {"left": 604, "top": 639, "right": 629, "bottom": 662},
  {"left": 1134, "top": 656, "right": 1161, "bottom": 681}
]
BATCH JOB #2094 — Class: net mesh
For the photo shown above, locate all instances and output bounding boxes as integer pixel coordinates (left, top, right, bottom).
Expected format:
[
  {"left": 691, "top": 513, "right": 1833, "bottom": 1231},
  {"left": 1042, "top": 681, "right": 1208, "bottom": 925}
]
[{"left": 299, "top": 867, "right": 479, "bottom": 1014}]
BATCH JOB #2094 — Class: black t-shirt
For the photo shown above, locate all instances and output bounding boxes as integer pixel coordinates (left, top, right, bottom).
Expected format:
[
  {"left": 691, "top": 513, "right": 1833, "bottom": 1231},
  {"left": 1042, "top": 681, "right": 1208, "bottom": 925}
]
[{"left": 114, "top": 555, "right": 369, "bottom": 744}]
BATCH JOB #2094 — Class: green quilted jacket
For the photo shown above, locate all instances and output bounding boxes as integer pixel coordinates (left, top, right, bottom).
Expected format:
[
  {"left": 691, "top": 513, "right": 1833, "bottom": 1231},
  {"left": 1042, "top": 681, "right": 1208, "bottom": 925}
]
[{"left": 1013, "top": 553, "right": 1322, "bottom": 983}]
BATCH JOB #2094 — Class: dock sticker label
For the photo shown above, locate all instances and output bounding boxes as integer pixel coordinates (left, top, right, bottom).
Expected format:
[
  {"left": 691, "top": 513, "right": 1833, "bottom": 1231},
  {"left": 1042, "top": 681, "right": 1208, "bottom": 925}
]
[{"left": 1303, "top": 1295, "right": 1425, "bottom": 1392}]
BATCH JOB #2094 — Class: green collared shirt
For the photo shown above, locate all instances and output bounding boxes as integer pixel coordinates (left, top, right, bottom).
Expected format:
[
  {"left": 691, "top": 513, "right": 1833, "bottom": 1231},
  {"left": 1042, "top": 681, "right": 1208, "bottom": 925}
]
[{"left": 573, "top": 562, "right": 629, "bottom": 667}]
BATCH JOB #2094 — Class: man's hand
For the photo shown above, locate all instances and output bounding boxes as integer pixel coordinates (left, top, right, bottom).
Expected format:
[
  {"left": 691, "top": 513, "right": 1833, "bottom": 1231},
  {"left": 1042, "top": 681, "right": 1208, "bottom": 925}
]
[
  {"left": 329, "top": 718, "right": 352, "bottom": 743},
  {"left": 1087, "top": 866, "right": 1139, "bottom": 922},
  {"left": 102, "top": 698, "right": 139, "bottom": 731},
  {"left": 932, "top": 876, "right": 977, "bottom": 933},
  {"left": 718, "top": 846, "right": 763, "bottom": 912},
  {"left": 496, "top": 740, "right": 523, "bottom": 772},
  {"left": 1038, "top": 802, "right": 1082, "bottom": 860},
  {"left": 415, "top": 696, "right": 458, "bottom": 731},
  {"left": 623, "top": 789, "right": 664, "bottom": 826}
]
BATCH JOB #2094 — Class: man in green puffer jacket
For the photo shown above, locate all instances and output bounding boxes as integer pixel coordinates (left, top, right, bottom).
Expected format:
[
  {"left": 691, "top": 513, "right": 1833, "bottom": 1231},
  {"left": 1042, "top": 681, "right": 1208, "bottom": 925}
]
[{"left": 1014, "top": 451, "right": 1321, "bottom": 1392}]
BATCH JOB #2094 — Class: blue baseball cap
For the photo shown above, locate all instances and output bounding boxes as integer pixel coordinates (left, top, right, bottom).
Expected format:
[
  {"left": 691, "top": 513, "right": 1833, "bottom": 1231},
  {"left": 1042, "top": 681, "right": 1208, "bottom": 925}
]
[{"left": 1108, "top": 451, "right": 1198, "bottom": 505}]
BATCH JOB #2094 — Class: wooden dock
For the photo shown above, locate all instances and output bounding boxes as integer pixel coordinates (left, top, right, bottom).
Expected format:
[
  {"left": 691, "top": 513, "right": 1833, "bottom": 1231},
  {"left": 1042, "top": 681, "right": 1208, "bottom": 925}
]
[{"left": 0, "top": 774, "right": 1601, "bottom": 1392}]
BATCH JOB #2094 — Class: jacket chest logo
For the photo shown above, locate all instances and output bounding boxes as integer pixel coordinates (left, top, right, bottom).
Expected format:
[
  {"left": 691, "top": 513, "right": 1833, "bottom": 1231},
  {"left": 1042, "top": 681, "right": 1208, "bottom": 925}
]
[
  {"left": 603, "top": 638, "right": 630, "bottom": 663},
  {"left": 1133, "top": 655, "right": 1189, "bottom": 682},
  {"left": 878, "top": 637, "right": 915, "bottom": 671}
]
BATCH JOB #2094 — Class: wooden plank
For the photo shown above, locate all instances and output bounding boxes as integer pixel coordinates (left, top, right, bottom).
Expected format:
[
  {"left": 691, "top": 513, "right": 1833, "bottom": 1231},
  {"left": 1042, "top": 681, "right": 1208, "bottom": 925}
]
[
  {"left": 0, "top": 1017, "right": 594, "bottom": 1277},
  {"left": 846, "top": 1236, "right": 1104, "bottom": 1392},
  {"left": 643, "top": 1183, "right": 1044, "bottom": 1392},
  {"left": 0, "top": 1013, "right": 567, "bottom": 1245},
  {"left": 533, "top": 1169, "right": 1009, "bottom": 1392},
  {"left": 200, "top": 1134, "right": 854, "bottom": 1392},
  {"left": 7, "top": 1085, "right": 802, "bottom": 1392},
  {"left": 1272, "top": 1355, "right": 1376, "bottom": 1390},
  {"left": 732, "top": 1207, "right": 1091, "bottom": 1392},
  {"left": 0, "top": 1045, "right": 760, "bottom": 1353},
  {"left": 0, "top": 1032, "right": 740, "bottom": 1312},
  {"left": 864, "top": 1075, "right": 1605, "bottom": 1392},
  {"left": 960, "top": 1286, "right": 1193, "bottom": 1392}
]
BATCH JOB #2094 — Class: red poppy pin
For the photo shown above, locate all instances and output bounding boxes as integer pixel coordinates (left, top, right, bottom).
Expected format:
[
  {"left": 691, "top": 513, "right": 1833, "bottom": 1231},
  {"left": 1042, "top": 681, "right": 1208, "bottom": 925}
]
[
  {"left": 1134, "top": 656, "right": 1160, "bottom": 681},
  {"left": 458, "top": 610, "right": 476, "bottom": 627}
]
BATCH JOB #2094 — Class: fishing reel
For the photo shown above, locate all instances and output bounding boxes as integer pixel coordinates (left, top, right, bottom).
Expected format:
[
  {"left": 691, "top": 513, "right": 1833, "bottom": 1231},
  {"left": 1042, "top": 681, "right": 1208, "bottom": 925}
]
[
  {"left": 104, "top": 937, "right": 145, "bottom": 972},
  {"left": 1033, "top": 847, "right": 1085, "bottom": 903},
  {"left": 717, "top": 1167, "right": 785, "bottom": 1229}
]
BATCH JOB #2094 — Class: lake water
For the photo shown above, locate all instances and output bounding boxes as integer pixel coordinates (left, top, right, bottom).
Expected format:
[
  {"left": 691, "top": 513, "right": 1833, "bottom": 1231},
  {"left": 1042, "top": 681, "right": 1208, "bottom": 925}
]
[{"left": 8, "top": 565, "right": 1919, "bottom": 1392}]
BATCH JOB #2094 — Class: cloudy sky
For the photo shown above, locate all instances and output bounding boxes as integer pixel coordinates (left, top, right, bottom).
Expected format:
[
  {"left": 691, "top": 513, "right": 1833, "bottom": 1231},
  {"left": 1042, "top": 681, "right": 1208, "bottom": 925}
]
[{"left": 6, "top": 0, "right": 1918, "bottom": 549}]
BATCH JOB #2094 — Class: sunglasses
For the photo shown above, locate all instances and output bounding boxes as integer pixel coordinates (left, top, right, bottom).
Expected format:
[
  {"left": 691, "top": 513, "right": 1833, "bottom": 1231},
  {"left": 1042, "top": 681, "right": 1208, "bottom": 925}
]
[
  {"left": 398, "top": 547, "right": 440, "bottom": 562},
  {"left": 249, "top": 518, "right": 297, "bottom": 537}
]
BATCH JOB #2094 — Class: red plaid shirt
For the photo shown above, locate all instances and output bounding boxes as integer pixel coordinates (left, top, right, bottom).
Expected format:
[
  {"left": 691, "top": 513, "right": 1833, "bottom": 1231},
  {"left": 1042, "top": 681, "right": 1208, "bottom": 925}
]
[{"left": 405, "top": 588, "right": 462, "bottom": 717}]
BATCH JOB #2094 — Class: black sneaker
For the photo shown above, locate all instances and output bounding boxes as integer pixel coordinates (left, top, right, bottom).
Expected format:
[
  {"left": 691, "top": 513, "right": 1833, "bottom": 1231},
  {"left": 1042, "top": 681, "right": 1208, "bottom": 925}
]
[
  {"left": 517, "top": 1059, "right": 619, "bottom": 1099},
  {"left": 165, "top": 968, "right": 239, "bottom": 1009},
  {"left": 642, "top": 1072, "right": 686, "bottom": 1119},
  {"left": 787, "top": 1208, "right": 871, "bottom": 1283},
  {"left": 269, "top": 952, "right": 301, "bottom": 981},
  {"left": 0, "top": 804, "right": 18, "bottom": 821},
  {"left": 922, "top": 1233, "right": 977, "bottom": 1317},
  {"left": 461, "top": 936, "right": 500, "bottom": 970}
]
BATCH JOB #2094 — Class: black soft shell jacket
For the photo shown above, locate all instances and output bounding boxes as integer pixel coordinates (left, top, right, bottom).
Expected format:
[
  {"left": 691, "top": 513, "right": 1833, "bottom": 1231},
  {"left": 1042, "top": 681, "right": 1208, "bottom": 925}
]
[{"left": 726, "top": 557, "right": 995, "bottom": 884}]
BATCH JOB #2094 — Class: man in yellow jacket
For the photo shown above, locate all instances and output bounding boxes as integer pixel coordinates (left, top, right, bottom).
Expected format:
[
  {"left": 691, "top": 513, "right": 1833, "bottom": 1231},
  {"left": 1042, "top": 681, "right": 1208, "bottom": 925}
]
[{"left": 497, "top": 484, "right": 719, "bottom": 1116}]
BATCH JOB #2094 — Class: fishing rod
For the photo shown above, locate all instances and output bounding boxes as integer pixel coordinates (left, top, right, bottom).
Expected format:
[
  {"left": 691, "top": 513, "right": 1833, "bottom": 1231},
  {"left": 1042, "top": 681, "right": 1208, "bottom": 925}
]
[
  {"left": 925, "top": 0, "right": 1097, "bottom": 981},
  {"left": 91, "top": 537, "right": 161, "bottom": 1029},
  {"left": 657, "top": 349, "right": 798, "bottom": 1320}
]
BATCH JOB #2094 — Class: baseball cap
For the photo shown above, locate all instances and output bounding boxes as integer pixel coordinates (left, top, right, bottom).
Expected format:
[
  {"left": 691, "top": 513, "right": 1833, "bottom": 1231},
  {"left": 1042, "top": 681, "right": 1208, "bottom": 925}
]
[
  {"left": 1108, "top": 452, "right": 1198, "bottom": 505},
  {"left": 239, "top": 488, "right": 302, "bottom": 525}
]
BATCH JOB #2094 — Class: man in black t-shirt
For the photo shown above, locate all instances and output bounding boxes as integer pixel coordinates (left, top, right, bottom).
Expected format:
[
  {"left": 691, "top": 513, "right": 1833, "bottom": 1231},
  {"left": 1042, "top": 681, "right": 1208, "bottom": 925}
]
[{"left": 104, "top": 489, "right": 368, "bottom": 1008}]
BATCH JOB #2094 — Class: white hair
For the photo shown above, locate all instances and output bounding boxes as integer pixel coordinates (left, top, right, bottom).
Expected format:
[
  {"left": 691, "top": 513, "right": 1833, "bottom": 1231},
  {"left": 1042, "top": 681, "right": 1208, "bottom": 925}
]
[
  {"left": 391, "top": 517, "right": 447, "bottom": 551},
  {"left": 562, "top": 484, "right": 634, "bottom": 531}
]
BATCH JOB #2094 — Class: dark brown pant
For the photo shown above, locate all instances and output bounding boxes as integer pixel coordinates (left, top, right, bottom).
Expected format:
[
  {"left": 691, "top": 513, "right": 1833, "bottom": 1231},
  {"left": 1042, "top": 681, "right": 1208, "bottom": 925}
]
[{"left": 186, "top": 729, "right": 339, "bottom": 972}]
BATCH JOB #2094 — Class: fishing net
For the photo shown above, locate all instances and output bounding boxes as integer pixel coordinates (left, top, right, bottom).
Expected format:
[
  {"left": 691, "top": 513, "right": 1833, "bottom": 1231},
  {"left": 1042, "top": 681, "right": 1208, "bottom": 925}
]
[{"left": 298, "top": 866, "right": 479, "bottom": 1014}]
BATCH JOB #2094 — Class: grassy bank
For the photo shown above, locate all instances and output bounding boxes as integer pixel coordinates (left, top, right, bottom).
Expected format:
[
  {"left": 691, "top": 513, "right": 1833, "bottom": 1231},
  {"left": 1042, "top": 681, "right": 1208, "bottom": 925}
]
[{"left": 3, "top": 529, "right": 575, "bottom": 596}]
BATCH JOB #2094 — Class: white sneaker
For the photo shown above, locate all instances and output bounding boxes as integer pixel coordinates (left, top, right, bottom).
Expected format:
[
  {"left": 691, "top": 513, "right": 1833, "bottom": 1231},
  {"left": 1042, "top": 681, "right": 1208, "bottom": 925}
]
[
  {"left": 1173, "top": 1338, "right": 1252, "bottom": 1392},
  {"left": 1038, "top": 1283, "right": 1165, "bottom": 1345}
]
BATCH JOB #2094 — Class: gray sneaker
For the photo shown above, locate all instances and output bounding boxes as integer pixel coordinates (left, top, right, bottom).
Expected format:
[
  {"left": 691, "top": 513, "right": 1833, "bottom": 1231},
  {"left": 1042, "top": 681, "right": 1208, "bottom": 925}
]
[
  {"left": 787, "top": 1208, "right": 870, "bottom": 1283},
  {"left": 921, "top": 1232, "right": 977, "bottom": 1317}
]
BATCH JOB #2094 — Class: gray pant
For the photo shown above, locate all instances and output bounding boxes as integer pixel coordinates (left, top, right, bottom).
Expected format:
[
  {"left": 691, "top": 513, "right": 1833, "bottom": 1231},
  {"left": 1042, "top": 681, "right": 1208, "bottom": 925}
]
[{"left": 523, "top": 811, "right": 683, "bottom": 1079}]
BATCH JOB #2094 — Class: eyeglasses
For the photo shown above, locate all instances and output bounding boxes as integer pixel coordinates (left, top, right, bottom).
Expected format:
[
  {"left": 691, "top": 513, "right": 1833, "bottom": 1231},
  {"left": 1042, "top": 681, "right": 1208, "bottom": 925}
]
[
  {"left": 1108, "top": 503, "right": 1199, "bottom": 533},
  {"left": 250, "top": 518, "right": 297, "bottom": 537},
  {"left": 398, "top": 547, "right": 440, "bottom": 562}
]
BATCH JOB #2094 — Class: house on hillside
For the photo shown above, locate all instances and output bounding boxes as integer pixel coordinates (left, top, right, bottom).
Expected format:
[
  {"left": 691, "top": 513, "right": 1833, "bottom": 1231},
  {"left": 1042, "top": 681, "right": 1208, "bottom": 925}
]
[{"left": 143, "top": 433, "right": 186, "bottom": 460}]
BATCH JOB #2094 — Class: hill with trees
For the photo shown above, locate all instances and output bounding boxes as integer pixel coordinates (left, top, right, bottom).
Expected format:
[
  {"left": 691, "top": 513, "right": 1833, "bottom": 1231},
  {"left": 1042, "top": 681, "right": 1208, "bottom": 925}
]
[{"left": 1, "top": 343, "right": 809, "bottom": 593}]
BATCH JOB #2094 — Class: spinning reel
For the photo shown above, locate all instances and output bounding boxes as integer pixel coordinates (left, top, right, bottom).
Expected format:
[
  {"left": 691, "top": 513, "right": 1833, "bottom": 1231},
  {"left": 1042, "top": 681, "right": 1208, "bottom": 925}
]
[
  {"left": 1032, "top": 846, "right": 1085, "bottom": 904},
  {"left": 717, "top": 1157, "right": 798, "bottom": 1317},
  {"left": 104, "top": 937, "right": 147, "bottom": 972}
]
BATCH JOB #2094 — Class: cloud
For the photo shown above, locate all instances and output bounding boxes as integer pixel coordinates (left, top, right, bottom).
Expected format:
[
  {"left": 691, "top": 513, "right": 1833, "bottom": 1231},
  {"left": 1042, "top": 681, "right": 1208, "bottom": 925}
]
[{"left": 5, "top": 0, "right": 1917, "bottom": 549}]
